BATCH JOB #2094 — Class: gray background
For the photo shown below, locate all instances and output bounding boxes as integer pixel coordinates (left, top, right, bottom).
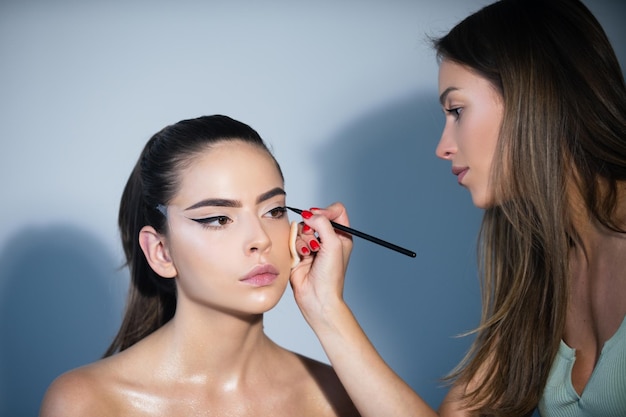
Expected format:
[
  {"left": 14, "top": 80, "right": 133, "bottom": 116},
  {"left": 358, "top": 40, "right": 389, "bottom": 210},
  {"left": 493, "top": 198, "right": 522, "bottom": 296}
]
[{"left": 1, "top": 1, "right": 624, "bottom": 415}]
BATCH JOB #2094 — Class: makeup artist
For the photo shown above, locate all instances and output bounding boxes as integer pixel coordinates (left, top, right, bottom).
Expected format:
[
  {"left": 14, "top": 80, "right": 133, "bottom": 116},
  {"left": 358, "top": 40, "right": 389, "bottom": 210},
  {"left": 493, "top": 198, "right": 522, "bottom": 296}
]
[
  {"left": 290, "top": 0, "right": 626, "bottom": 416},
  {"left": 40, "top": 115, "right": 359, "bottom": 416}
]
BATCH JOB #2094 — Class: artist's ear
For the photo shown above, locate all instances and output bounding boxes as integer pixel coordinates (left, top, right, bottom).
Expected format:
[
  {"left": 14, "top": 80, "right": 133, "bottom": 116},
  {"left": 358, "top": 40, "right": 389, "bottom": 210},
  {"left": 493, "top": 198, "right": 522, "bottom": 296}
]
[{"left": 139, "top": 225, "right": 177, "bottom": 278}]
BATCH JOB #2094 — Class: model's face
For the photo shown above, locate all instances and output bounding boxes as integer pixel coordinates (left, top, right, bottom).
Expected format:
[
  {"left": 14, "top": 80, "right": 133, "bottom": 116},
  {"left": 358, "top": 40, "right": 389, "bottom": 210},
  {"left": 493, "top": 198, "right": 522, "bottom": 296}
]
[
  {"left": 436, "top": 59, "right": 504, "bottom": 209},
  {"left": 164, "top": 140, "right": 291, "bottom": 316}
]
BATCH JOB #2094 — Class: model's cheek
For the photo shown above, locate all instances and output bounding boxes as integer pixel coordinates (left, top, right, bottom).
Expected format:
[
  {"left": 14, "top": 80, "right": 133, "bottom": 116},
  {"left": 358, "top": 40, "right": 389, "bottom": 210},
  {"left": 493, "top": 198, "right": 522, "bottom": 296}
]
[
  {"left": 259, "top": 224, "right": 291, "bottom": 276},
  {"left": 273, "top": 228, "right": 293, "bottom": 266},
  {"left": 168, "top": 225, "right": 234, "bottom": 279}
]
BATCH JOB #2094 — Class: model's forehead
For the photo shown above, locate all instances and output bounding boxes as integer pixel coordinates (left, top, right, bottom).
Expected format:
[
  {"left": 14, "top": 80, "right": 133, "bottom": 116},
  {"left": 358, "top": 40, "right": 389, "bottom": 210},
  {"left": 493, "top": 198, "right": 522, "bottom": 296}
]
[{"left": 172, "top": 141, "right": 284, "bottom": 206}]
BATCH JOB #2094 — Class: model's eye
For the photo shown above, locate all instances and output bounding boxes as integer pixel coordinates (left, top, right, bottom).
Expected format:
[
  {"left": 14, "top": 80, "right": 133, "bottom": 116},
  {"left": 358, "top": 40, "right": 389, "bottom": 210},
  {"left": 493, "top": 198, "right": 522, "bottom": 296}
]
[
  {"left": 191, "top": 215, "right": 233, "bottom": 228},
  {"left": 265, "top": 206, "right": 287, "bottom": 219}
]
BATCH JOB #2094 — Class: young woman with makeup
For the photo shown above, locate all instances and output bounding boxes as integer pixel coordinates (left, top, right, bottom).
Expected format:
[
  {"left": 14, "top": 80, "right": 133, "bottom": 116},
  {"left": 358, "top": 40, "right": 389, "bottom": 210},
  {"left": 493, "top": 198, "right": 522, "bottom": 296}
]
[
  {"left": 290, "top": 0, "right": 626, "bottom": 416},
  {"left": 39, "top": 115, "right": 359, "bottom": 417}
]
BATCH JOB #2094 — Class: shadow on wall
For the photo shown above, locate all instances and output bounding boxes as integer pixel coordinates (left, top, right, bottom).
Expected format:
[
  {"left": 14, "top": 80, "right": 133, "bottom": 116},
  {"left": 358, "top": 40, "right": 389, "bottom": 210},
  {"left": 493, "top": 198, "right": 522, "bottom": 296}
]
[
  {"left": 317, "top": 91, "right": 483, "bottom": 408},
  {"left": 0, "top": 225, "right": 126, "bottom": 417}
]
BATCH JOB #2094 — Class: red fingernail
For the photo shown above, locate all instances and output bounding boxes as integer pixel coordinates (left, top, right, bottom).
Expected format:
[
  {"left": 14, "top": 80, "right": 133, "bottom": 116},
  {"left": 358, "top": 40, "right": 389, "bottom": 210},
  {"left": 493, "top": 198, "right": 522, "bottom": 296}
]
[
  {"left": 309, "top": 207, "right": 321, "bottom": 211},
  {"left": 302, "top": 224, "right": 312, "bottom": 233},
  {"left": 301, "top": 247, "right": 310, "bottom": 255},
  {"left": 310, "top": 240, "right": 320, "bottom": 250},
  {"left": 302, "top": 210, "right": 313, "bottom": 219}
]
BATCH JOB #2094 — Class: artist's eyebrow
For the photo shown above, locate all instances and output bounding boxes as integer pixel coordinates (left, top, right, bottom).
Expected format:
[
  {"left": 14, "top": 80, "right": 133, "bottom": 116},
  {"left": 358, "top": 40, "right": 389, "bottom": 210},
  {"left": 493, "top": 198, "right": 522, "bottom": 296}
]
[
  {"left": 439, "top": 87, "right": 459, "bottom": 106},
  {"left": 184, "top": 187, "right": 286, "bottom": 211}
]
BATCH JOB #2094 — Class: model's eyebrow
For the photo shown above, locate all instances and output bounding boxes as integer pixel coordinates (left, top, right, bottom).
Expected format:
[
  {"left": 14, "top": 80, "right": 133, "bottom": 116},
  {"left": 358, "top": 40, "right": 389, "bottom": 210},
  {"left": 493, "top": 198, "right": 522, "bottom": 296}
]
[
  {"left": 184, "top": 187, "right": 286, "bottom": 211},
  {"left": 256, "top": 187, "right": 286, "bottom": 204},
  {"left": 184, "top": 198, "right": 240, "bottom": 211},
  {"left": 439, "top": 87, "right": 459, "bottom": 106}
]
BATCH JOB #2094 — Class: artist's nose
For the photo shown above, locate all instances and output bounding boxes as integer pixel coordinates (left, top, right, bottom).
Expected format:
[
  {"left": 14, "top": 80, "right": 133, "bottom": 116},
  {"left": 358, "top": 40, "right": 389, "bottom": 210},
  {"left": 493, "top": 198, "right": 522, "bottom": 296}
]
[{"left": 435, "top": 126, "right": 457, "bottom": 160}]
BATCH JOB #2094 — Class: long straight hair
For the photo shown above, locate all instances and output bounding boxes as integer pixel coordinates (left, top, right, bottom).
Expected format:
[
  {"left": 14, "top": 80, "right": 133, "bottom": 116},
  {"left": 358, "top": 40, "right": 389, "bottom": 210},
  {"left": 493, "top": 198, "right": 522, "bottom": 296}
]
[
  {"left": 104, "top": 115, "right": 282, "bottom": 356},
  {"left": 433, "top": 0, "right": 626, "bottom": 415}
]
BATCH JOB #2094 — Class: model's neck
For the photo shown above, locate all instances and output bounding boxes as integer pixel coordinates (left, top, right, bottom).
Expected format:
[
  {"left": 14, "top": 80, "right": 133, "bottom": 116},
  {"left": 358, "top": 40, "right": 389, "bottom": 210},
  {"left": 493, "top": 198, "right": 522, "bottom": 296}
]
[{"left": 151, "top": 301, "right": 275, "bottom": 386}]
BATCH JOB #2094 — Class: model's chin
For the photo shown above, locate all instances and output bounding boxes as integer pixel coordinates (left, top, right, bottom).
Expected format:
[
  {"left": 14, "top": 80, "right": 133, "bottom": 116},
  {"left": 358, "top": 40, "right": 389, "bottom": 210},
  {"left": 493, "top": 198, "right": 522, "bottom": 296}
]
[{"left": 247, "top": 288, "right": 287, "bottom": 313}]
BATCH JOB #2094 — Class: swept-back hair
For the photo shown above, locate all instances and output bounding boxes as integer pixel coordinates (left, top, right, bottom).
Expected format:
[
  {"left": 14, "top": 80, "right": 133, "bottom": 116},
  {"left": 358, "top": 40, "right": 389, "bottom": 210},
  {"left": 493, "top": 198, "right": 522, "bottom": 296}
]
[
  {"left": 433, "top": 0, "right": 626, "bottom": 415},
  {"left": 104, "top": 115, "right": 282, "bottom": 356}
]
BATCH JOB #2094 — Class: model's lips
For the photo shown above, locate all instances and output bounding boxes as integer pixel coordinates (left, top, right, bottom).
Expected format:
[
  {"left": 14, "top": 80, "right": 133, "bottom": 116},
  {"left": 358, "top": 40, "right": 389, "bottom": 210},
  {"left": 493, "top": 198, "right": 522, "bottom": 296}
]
[
  {"left": 452, "top": 166, "right": 469, "bottom": 184},
  {"left": 240, "top": 264, "right": 280, "bottom": 286}
]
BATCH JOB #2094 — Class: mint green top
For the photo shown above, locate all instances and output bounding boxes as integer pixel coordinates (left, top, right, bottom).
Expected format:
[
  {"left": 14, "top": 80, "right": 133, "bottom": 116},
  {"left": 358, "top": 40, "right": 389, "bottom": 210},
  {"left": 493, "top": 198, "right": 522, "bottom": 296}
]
[{"left": 538, "top": 315, "right": 626, "bottom": 417}]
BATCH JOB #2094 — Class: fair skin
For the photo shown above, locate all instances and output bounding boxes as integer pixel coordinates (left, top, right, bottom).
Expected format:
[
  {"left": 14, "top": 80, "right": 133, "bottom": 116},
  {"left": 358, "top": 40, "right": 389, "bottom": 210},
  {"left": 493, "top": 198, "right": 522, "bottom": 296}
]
[
  {"left": 291, "top": 59, "right": 626, "bottom": 415},
  {"left": 563, "top": 188, "right": 626, "bottom": 395},
  {"left": 435, "top": 59, "right": 503, "bottom": 209},
  {"left": 40, "top": 140, "right": 357, "bottom": 417}
]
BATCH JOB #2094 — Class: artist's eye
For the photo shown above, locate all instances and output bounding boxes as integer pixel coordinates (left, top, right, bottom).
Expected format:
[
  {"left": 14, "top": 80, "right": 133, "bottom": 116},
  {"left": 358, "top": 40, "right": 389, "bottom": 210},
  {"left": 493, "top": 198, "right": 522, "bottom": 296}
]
[
  {"left": 445, "top": 107, "right": 463, "bottom": 120},
  {"left": 265, "top": 206, "right": 287, "bottom": 219},
  {"left": 191, "top": 215, "right": 232, "bottom": 229}
]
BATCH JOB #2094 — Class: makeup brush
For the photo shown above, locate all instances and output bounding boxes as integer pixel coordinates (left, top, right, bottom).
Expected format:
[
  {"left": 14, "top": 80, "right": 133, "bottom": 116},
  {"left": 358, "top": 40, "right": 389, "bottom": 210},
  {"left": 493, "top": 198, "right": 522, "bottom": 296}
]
[{"left": 286, "top": 206, "right": 416, "bottom": 258}]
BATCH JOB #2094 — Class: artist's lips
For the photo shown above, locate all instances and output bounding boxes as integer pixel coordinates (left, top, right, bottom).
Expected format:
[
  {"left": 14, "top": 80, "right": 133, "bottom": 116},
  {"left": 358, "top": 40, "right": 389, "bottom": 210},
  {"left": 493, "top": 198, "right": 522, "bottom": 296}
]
[
  {"left": 240, "top": 264, "right": 280, "bottom": 286},
  {"left": 452, "top": 166, "right": 469, "bottom": 184}
]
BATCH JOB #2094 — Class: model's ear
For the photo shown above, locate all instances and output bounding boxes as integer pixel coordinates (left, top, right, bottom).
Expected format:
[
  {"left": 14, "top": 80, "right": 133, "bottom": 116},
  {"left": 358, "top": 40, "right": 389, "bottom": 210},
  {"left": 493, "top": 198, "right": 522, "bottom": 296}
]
[{"left": 139, "top": 226, "right": 177, "bottom": 278}]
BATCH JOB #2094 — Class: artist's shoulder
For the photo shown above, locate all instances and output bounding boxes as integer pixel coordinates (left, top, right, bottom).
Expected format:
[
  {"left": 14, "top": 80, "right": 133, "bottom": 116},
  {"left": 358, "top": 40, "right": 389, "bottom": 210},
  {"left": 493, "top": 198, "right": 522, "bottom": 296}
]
[{"left": 39, "top": 359, "right": 119, "bottom": 417}]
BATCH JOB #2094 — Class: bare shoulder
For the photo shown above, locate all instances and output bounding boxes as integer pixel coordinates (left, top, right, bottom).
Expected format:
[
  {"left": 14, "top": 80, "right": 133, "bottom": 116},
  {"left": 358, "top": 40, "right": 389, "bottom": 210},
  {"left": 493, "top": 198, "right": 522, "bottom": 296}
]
[
  {"left": 39, "top": 360, "right": 116, "bottom": 417},
  {"left": 438, "top": 355, "right": 496, "bottom": 417},
  {"left": 296, "top": 354, "right": 361, "bottom": 417},
  {"left": 297, "top": 354, "right": 342, "bottom": 386},
  {"left": 439, "top": 382, "right": 473, "bottom": 416}
]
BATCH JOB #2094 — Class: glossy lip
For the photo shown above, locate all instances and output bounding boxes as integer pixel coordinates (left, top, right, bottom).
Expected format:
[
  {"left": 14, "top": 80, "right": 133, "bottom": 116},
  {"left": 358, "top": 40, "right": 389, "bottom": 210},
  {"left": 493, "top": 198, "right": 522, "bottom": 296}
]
[
  {"left": 452, "top": 166, "right": 469, "bottom": 185},
  {"left": 240, "top": 264, "right": 280, "bottom": 287}
]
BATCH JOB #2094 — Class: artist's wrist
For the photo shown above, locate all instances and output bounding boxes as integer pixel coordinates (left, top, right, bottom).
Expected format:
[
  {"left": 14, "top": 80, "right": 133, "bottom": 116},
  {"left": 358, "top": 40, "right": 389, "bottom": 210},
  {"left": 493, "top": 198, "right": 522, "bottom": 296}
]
[{"left": 310, "top": 297, "right": 353, "bottom": 338}]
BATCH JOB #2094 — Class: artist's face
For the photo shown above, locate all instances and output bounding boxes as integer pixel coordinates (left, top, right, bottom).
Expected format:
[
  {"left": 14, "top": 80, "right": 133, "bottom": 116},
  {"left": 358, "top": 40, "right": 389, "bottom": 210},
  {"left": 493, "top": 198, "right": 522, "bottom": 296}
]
[
  {"left": 164, "top": 140, "right": 291, "bottom": 316},
  {"left": 436, "top": 59, "right": 504, "bottom": 209}
]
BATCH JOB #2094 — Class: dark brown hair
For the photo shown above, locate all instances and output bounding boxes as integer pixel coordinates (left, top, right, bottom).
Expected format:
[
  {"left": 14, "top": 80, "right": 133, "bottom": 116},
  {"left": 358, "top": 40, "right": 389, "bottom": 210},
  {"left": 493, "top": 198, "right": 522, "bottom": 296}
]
[{"left": 433, "top": 0, "right": 626, "bottom": 415}]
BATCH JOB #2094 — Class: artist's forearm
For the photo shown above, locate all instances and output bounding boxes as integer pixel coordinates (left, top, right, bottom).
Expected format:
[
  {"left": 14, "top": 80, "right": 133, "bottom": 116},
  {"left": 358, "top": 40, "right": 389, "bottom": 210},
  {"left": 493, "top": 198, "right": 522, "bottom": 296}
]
[{"left": 312, "top": 301, "right": 439, "bottom": 417}]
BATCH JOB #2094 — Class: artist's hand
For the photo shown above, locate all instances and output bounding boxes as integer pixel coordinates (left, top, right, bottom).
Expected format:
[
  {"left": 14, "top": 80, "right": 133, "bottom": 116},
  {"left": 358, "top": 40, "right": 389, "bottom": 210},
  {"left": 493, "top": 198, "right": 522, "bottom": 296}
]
[{"left": 289, "top": 202, "right": 353, "bottom": 328}]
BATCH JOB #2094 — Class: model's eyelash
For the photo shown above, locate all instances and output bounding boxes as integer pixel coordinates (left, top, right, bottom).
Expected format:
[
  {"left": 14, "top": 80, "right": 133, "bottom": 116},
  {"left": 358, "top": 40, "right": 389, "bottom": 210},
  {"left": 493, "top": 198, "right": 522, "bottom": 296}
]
[
  {"left": 189, "top": 206, "right": 286, "bottom": 229},
  {"left": 191, "top": 215, "right": 231, "bottom": 229},
  {"left": 270, "top": 206, "right": 288, "bottom": 218}
]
